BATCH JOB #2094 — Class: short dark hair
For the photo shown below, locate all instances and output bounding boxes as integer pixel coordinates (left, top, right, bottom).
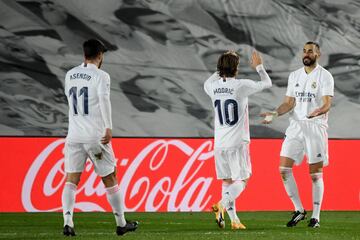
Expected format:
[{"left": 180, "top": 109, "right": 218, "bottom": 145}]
[
  {"left": 217, "top": 52, "right": 240, "bottom": 78},
  {"left": 114, "top": 7, "right": 160, "bottom": 26},
  {"left": 83, "top": 39, "right": 107, "bottom": 59},
  {"left": 305, "top": 41, "right": 320, "bottom": 51}
]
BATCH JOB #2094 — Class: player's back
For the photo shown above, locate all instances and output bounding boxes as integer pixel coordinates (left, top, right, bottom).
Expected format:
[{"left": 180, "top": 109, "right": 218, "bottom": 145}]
[
  {"left": 65, "top": 63, "right": 109, "bottom": 143},
  {"left": 205, "top": 77, "right": 251, "bottom": 149},
  {"left": 204, "top": 67, "right": 271, "bottom": 149}
]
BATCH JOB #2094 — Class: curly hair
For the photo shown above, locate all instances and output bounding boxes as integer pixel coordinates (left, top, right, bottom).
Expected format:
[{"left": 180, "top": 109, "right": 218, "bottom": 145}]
[{"left": 217, "top": 52, "right": 239, "bottom": 78}]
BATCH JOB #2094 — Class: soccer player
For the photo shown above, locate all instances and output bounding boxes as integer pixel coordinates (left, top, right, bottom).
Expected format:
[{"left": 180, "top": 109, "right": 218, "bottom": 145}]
[
  {"left": 62, "top": 39, "right": 138, "bottom": 236},
  {"left": 261, "top": 42, "right": 334, "bottom": 228},
  {"left": 204, "top": 50, "right": 272, "bottom": 229}
]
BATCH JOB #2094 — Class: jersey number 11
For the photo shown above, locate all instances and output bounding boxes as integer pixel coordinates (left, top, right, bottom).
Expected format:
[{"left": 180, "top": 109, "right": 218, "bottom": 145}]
[{"left": 69, "top": 86, "right": 89, "bottom": 115}]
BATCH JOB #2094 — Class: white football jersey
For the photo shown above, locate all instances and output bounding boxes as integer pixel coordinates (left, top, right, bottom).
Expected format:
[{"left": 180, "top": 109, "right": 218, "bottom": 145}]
[
  {"left": 286, "top": 64, "right": 334, "bottom": 126},
  {"left": 65, "top": 63, "right": 111, "bottom": 143},
  {"left": 204, "top": 65, "right": 271, "bottom": 149}
]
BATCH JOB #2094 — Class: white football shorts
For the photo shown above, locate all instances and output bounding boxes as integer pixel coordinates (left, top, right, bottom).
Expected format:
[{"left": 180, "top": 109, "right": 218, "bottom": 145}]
[
  {"left": 214, "top": 144, "right": 251, "bottom": 180},
  {"left": 64, "top": 141, "right": 117, "bottom": 177},
  {"left": 280, "top": 120, "right": 329, "bottom": 166}
]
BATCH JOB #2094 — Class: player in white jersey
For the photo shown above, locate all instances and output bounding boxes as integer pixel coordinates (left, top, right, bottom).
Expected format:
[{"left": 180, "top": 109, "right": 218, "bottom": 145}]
[
  {"left": 261, "top": 42, "right": 334, "bottom": 228},
  {"left": 62, "top": 39, "right": 138, "bottom": 236},
  {"left": 204, "top": 50, "right": 272, "bottom": 229}
]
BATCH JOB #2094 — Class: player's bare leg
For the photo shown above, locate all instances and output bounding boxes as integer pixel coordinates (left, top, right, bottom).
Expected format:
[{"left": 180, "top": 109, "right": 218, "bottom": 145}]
[
  {"left": 62, "top": 172, "right": 81, "bottom": 236},
  {"left": 279, "top": 157, "right": 306, "bottom": 227},
  {"left": 102, "top": 169, "right": 138, "bottom": 235},
  {"left": 308, "top": 161, "right": 323, "bottom": 228}
]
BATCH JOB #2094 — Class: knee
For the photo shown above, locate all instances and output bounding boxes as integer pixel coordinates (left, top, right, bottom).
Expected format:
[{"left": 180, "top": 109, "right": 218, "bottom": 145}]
[
  {"left": 102, "top": 172, "right": 117, "bottom": 187},
  {"left": 68, "top": 178, "right": 80, "bottom": 186},
  {"left": 310, "top": 172, "right": 323, "bottom": 183},
  {"left": 222, "top": 179, "right": 233, "bottom": 185},
  {"left": 66, "top": 174, "right": 81, "bottom": 185},
  {"left": 279, "top": 167, "right": 292, "bottom": 181}
]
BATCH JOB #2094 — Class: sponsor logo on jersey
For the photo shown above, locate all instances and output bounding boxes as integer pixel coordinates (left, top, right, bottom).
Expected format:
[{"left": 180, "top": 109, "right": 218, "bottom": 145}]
[
  {"left": 213, "top": 88, "right": 234, "bottom": 95},
  {"left": 295, "top": 91, "right": 316, "bottom": 102}
]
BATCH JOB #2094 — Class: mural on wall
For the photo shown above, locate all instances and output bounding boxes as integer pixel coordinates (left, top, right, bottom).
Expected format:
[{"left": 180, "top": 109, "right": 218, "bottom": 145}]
[{"left": 0, "top": 0, "right": 359, "bottom": 138}]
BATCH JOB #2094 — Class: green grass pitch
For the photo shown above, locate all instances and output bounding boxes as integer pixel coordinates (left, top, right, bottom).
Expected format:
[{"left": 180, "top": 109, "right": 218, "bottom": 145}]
[{"left": 0, "top": 212, "right": 359, "bottom": 239}]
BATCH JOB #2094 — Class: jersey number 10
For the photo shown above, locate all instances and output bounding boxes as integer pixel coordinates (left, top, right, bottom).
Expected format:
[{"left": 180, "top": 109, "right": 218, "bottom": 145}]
[
  {"left": 214, "top": 99, "right": 239, "bottom": 126},
  {"left": 69, "top": 86, "right": 89, "bottom": 115}
]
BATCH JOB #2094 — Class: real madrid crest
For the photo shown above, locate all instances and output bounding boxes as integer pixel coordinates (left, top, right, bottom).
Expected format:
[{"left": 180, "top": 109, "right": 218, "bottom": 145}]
[{"left": 311, "top": 81, "right": 317, "bottom": 89}]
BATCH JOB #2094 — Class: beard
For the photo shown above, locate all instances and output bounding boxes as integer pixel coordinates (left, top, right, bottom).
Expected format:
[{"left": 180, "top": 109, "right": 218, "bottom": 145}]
[{"left": 302, "top": 57, "right": 316, "bottom": 66}]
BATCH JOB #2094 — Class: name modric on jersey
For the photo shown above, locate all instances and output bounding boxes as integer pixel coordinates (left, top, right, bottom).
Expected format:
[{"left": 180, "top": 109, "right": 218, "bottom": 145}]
[{"left": 213, "top": 87, "right": 234, "bottom": 95}]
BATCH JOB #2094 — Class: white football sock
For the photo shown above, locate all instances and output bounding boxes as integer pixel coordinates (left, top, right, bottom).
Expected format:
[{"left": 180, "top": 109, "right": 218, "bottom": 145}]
[
  {"left": 62, "top": 182, "right": 77, "bottom": 227},
  {"left": 106, "top": 185, "right": 126, "bottom": 227},
  {"left": 226, "top": 201, "right": 239, "bottom": 222},
  {"left": 221, "top": 181, "right": 246, "bottom": 222},
  {"left": 311, "top": 172, "right": 324, "bottom": 221},
  {"left": 221, "top": 183, "right": 238, "bottom": 222},
  {"left": 279, "top": 167, "right": 304, "bottom": 212}
]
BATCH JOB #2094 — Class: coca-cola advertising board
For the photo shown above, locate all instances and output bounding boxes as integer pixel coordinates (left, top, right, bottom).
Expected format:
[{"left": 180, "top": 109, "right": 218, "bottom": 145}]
[{"left": 0, "top": 138, "right": 359, "bottom": 212}]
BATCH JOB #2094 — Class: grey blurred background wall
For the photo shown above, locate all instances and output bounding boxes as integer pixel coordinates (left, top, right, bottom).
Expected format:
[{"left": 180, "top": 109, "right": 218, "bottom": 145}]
[{"left": 0, "top": 0, "right": 359, "bottom": 138}]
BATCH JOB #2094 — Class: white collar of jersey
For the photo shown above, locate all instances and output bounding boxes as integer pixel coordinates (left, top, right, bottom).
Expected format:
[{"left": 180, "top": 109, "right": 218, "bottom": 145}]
[
  {"left": 81, "top": 63, "right": 98, "bottom": 69},
  {"left": 304, "top": 63, "right": 321, "bottom": 74}
]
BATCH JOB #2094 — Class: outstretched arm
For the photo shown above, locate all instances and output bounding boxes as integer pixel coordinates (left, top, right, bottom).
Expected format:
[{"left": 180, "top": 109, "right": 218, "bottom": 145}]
[
  {"left": 251, "top": 51, "right": 271, "bottom": 88},
  {"left": 307, "top": 96, "right": 332, "bottom": 118},
  {"left": 261, "top": 96, "right": 295, "bottom": 124},
  {"left": 240, "top": 51, "right": 272, "bottom": 96}
]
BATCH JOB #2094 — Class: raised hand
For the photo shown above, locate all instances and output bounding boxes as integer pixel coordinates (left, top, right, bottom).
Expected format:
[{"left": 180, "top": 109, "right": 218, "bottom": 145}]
[{"left": 250, "top": 51, "right": 263, "bottom": 69}]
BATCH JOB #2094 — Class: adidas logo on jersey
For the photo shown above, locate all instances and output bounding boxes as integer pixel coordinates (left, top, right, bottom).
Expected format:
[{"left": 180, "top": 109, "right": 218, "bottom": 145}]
[
  {"left": 295, "top": 83, "right": 299, "bottom": 87},
  {"left": 317, "top": 153, "right": 322, "bottom": 158}
]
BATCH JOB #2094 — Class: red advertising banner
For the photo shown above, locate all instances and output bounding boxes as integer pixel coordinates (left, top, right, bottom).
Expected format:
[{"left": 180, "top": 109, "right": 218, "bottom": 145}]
[{"left": 0, "top": 138, "right": 359, "bottom": 212}]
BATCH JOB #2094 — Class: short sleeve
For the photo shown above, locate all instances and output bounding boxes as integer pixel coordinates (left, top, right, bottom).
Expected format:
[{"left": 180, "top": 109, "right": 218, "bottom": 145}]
[
  {"left": 98, "top": 73, "right": 111, "bottom": 96},
  {"left": 321, "top": 71, "right": 334, "bottom": 97},
  {"left": 285, "top": 72, "right": 295, "bottom": 97}
]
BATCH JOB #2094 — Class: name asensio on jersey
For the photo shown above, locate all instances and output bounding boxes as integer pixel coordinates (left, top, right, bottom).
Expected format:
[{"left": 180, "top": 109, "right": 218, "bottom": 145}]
[
  {"left": 70, "top": 73, "right": 92, "bottom": 81},
  {"left": 213, "top": 87, "right": 234, "bottom": 95}
]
